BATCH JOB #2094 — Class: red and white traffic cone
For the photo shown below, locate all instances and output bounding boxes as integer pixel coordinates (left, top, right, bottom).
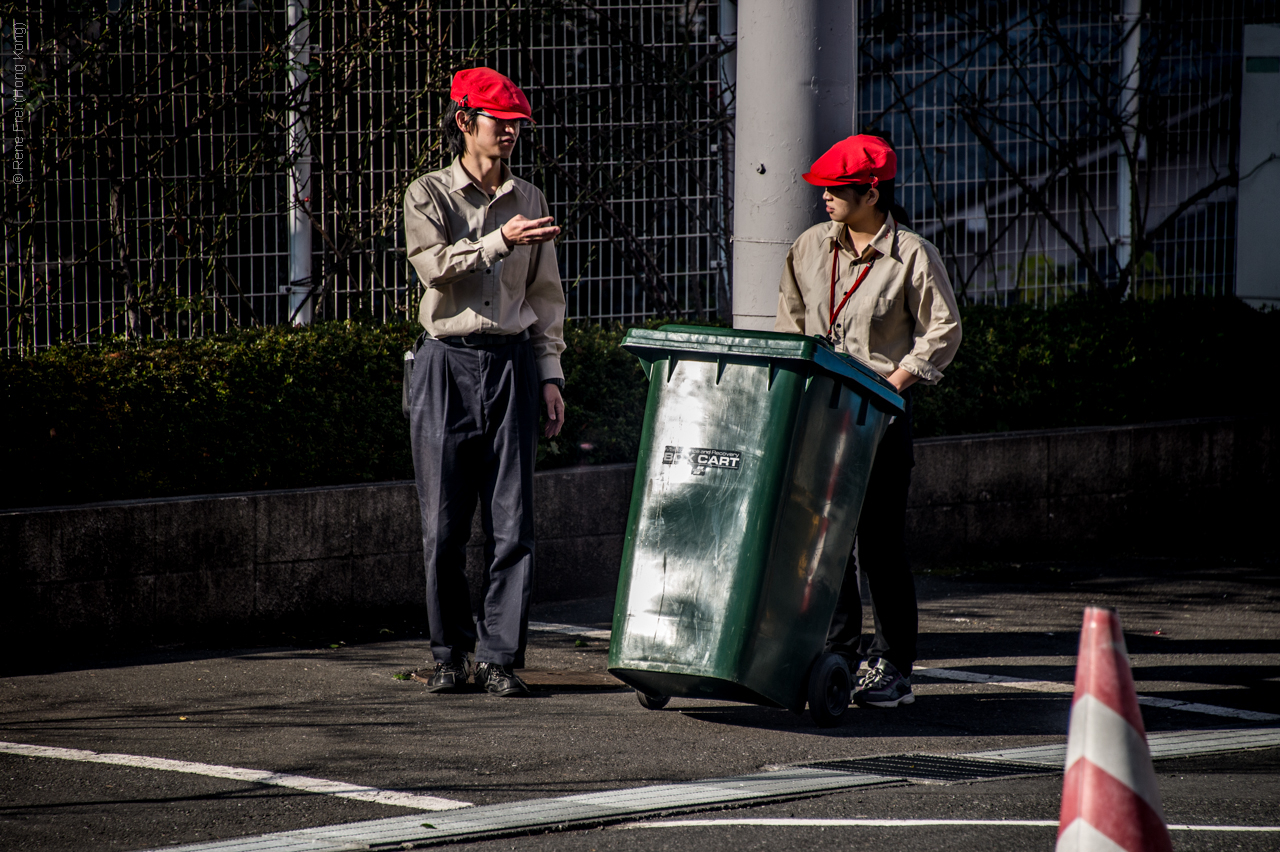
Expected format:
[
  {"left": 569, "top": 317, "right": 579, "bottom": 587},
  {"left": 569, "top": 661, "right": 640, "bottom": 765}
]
[{"left": 1056, "top": 606, "right": 1172, "bottom": 852}]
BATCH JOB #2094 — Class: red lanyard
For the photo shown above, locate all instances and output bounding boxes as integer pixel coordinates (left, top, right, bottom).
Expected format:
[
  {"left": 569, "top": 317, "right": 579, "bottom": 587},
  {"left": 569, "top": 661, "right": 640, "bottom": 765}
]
[{"left": 829, "top": 240, "right": 877, "bottom": 331}]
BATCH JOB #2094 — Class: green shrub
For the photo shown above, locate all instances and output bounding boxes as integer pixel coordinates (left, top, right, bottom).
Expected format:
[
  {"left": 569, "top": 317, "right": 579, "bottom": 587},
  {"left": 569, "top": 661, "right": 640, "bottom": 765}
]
[
  {"left": 542, "top": 319, "right": 648, "bottom": 468},
  {"left": 1, "top": 322, "right": 419, "bottom": 509},
  {"left": 2, "top": 297, "right": 1274, "bottom": 509},
  {"left": 912, "top": 296, "right": 1277, "bottom": 437},
  {"left": 0, "top": 319, "right": 656, "bottom": 508},
  {"left": 542, "top": 315, "right": 726, "bottom": 467}
]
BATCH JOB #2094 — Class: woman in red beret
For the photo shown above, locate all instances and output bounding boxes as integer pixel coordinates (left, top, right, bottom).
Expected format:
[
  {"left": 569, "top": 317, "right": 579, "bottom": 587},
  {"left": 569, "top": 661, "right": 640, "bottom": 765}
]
[{"left": 775, "top": 133, "right": 962, "bottom": 709}]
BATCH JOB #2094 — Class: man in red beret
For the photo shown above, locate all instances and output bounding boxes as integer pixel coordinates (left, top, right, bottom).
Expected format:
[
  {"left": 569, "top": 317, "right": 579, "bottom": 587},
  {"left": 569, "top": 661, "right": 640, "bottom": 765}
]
[
  {"left": 776, "top": 133, "right": 962, "bottom": 708},
  {"left": 403, "top": 68, "right": 566, "bottom": 697}
]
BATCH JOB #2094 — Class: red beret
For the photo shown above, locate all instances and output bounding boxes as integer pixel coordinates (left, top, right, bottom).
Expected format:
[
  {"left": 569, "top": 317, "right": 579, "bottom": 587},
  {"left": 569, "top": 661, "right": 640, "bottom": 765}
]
[
  {"left": 450, "top": 68, "right": 533, "bottom": 122},
  {"left": 803, "top": 135, "right": 897, "bottom": 187}
]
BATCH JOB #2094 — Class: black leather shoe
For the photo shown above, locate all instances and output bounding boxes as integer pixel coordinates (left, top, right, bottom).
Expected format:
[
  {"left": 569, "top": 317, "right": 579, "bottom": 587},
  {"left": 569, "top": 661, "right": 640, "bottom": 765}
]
[
  {"left": 475, "top": 662, "right": 530, "bottom": 697},
  {"left": 424, "top": 661, "right": 469, "bottom": 693}
]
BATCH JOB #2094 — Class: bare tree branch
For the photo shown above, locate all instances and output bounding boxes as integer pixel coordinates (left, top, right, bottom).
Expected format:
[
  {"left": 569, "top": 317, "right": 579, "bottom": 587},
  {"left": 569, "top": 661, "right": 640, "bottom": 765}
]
[{"left": 958, "top": 107, "right": 1106, "bottom": 291}]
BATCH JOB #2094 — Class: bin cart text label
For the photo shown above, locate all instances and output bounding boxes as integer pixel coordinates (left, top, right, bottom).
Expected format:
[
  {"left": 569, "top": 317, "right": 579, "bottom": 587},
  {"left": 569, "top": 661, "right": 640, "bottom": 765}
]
[{"left": 662, "top": 446, "right": 743, "bottom": 475}]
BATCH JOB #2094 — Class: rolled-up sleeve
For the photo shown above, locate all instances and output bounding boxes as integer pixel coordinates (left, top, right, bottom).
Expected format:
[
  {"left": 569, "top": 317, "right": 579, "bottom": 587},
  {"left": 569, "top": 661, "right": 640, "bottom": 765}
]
[
  {"left": 404, "top": 180, "right": 512, "bottom": 288},
  {"left": 899, "top": 241, "right": 962, "bottom": 384}
]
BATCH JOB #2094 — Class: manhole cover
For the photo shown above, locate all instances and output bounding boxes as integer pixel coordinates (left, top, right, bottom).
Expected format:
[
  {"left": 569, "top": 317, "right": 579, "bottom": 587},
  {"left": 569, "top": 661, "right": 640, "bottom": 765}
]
[{"left": 801, "top": 754, "right": 1057, "bottom": 782}]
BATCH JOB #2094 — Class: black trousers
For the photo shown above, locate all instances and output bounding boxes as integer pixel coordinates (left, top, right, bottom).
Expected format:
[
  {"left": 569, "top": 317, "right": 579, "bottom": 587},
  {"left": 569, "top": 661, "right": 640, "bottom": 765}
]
[
  {"left": 408, "top": 336, "right": 539, "bottom": 668},
  {"left": 825, "top": 393, "right": 917, "bottom": 676}
]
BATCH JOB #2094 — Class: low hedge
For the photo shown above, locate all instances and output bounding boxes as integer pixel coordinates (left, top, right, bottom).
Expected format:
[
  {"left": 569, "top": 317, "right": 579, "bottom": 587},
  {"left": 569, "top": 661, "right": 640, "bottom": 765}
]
[
  {"left": 1, "top": 296, "right": 1274, "bottom": 509},
  {"left": 2, "top": 322, "right": 420, "bottom": 509},
  {"left": 910, "top": 295, "right": 1276, "bottom": 438},
  {"left": 0, "top": 320, "right": 652, "bottom": 509}
]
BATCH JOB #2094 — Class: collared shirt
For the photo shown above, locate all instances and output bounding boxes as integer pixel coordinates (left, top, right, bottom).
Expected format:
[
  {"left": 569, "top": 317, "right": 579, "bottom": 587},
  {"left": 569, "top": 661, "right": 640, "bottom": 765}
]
[
  {"left": 775, "top": 215, "right": 961, "bottom": 384},
  {"left": 404, "top": 158, "right": 566, "bottom": 381}
]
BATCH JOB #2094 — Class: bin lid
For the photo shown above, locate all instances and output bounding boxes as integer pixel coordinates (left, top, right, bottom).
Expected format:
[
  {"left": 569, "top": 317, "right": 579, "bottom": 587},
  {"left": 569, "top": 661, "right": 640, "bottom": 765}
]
[{"left": 622, "top": 325, "right": 905, "bottom": 415}]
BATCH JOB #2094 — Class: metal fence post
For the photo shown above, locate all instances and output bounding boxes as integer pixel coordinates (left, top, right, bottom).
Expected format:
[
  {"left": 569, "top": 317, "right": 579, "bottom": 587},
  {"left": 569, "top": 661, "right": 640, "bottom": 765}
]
[
  {"left": 718, "top": 0, "right": 737, "bottom": 321},
  {"left": 1117, "top": 0, "right": 1142, "bottom": 289},
  {"left": 285, "top": 0, "right": 314, "bottom": 325}
]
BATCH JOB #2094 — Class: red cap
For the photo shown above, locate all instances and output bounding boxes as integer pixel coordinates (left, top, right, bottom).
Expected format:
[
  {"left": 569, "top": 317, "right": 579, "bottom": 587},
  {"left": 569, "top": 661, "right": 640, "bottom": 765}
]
[
  {"left": 803, "top": 135, "right": 897, "bottom": 187},
  {"left": 450, "top": 68, "right": 533, "bottom": 122}
]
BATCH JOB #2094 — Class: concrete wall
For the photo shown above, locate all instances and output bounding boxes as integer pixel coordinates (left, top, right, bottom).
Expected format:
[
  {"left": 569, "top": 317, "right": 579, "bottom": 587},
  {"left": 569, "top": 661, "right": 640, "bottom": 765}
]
[
  {"left": 907, "top": 417, "right": 1274, "bottom": 563},
  {"left": 2, "top": 418, "right": 1271, "bottom": 658},
  {"left": 0, "top": 463, "right": 638, "bottom": 659}
]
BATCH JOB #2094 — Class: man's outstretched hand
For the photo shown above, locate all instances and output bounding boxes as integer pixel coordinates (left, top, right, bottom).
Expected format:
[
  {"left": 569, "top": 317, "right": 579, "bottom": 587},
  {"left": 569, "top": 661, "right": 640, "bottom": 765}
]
[
  {"left": 502, "top": 215, "right": 560, "bottom": 246},
  {"left": 543, "top": 383, "right": 565, "bottom": 438}
]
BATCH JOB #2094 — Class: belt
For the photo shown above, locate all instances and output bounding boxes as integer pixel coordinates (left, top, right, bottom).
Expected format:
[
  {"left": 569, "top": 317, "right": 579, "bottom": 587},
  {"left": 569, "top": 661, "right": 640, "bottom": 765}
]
[{"left": 433, "top": 329, "right": 530, "bottom": 347}]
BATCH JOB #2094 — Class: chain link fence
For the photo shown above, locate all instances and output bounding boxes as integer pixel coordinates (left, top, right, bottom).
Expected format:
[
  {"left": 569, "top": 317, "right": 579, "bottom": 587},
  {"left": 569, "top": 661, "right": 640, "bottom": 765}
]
[
  {"left": 2, "top": 1, "right": 731, "bottom": 354},
  {"left": 858, "top": 1, "right": 1261, "bottom": 305},
  {"left": 1, "top": 2, "right": 1265, "bottom": 353}
]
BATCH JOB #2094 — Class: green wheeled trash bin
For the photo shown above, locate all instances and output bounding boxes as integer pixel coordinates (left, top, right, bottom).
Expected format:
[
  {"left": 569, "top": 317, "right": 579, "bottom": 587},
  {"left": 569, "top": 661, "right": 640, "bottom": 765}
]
[{"left": 607, "top": 325, "right": 905, "bottom": 727}]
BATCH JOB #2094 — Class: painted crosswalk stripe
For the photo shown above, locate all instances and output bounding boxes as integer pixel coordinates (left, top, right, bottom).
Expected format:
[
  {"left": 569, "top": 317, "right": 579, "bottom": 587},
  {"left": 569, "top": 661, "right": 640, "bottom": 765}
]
[
  {"left": 0, "top": 741, "right": 471, "bottom": 811},
  {"left": 916, "top": 668, "right": 1280, "bottom": 722}
]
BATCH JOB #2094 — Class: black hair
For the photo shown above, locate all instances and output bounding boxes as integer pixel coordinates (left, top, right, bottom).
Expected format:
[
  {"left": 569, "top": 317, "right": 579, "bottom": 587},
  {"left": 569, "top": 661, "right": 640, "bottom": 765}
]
[
  {"left": 441, "top": 101, "right": 481, "bottom": 157},
  {"left": 849, "top": 179, "right": 896, "bottom": 216},
  {"left": 851, "top": 128, "right": 912, "bottom": 228}
]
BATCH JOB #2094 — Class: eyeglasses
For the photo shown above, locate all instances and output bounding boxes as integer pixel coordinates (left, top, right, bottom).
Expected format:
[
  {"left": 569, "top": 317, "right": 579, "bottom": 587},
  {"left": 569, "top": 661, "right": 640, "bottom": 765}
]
[{"left": 476, "top": 110, "right": 529, "bottom": 129}]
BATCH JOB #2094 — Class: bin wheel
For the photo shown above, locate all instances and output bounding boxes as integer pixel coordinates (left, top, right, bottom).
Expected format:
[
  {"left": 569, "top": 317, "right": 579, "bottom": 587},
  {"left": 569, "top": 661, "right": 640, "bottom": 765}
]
[
  {"left": 807, "top": 653, "right": 852, "bottom": 728},
  {"left": 635, "top": 689, "right": 670, "bottom": 710}
]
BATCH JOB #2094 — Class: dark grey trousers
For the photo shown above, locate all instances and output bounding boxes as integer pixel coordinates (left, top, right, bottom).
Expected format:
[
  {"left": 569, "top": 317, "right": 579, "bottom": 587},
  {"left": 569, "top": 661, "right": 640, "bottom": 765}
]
[
  {"left": 825, "top": 391, "right": 918, "bottom": 675},
  {"left": 408, "top": 336, "right": 539, "bottom": 667}
]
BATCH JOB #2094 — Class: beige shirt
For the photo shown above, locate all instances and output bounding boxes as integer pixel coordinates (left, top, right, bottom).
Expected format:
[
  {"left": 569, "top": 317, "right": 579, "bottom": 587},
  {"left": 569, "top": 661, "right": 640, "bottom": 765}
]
[
  {"left": 404, "top": 158, "right": 566, "bottom": 381},
  {"left": 775, "top": 216, "right": 961, "bottom": 384}
]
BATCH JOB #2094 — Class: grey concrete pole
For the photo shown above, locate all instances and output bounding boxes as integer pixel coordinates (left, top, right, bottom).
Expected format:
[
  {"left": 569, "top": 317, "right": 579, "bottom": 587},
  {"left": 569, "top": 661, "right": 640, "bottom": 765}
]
[{"left": 732, "top": 0, "right": 856, "bottom": 331}]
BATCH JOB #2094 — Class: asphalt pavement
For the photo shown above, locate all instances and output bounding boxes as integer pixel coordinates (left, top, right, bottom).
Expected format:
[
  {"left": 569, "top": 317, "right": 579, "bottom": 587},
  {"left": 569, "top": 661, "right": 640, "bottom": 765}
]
[{"left": 1, "top": 554, "right": 1278, "bottom": 851}]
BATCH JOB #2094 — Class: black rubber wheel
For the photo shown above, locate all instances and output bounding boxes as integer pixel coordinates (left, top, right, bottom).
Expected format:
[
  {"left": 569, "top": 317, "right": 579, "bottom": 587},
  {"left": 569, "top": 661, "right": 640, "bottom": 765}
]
[
  {"left": 635, "top": 689, "right": 670, "bottom": 710},
  {"left": 806, "top": 653, "right": 852, "bottom": 728}
]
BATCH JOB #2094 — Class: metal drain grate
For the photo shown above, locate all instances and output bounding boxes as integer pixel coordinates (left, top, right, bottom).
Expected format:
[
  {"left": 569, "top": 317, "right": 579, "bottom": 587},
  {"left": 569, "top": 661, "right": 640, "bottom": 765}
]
[{"left": 801, "top": 754, "right": 1057, "bottom": 782}]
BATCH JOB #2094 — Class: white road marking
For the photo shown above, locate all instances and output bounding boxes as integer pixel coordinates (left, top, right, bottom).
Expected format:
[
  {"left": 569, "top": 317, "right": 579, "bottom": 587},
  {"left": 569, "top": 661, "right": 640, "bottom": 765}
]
[
  {"left": 529, "top": 622, "right": 1279, "bottom": 722},
  {"left": 1134, "top": 694, "right": 1279, "bottom": 720},
  {"left": 618, "top": 818, "right": 1280, "bottom": 832},
  {"left": 916, "top": 667, "right": 1280, "bottom": 722},
  {"left": 0, "top": 741, "right": 471, "bottom": 811},
  {"left": 917, "top": 667, "right": 1078, "bottom": 692},
  {"left": 122, "top": 727, "right": 1280, "bottom": 852}
]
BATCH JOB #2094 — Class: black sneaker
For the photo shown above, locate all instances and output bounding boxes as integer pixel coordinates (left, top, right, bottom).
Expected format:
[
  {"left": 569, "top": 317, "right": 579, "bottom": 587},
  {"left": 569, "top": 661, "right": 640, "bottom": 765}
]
[
  {"left": 852, "top": 658, "right": 915, "bottom": 708},
  {"left": 424, "top": 661, "right": 469, "bottom": 693},
  {"left": 475, "top": 662, "right": 531, "bottom": 697}
]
